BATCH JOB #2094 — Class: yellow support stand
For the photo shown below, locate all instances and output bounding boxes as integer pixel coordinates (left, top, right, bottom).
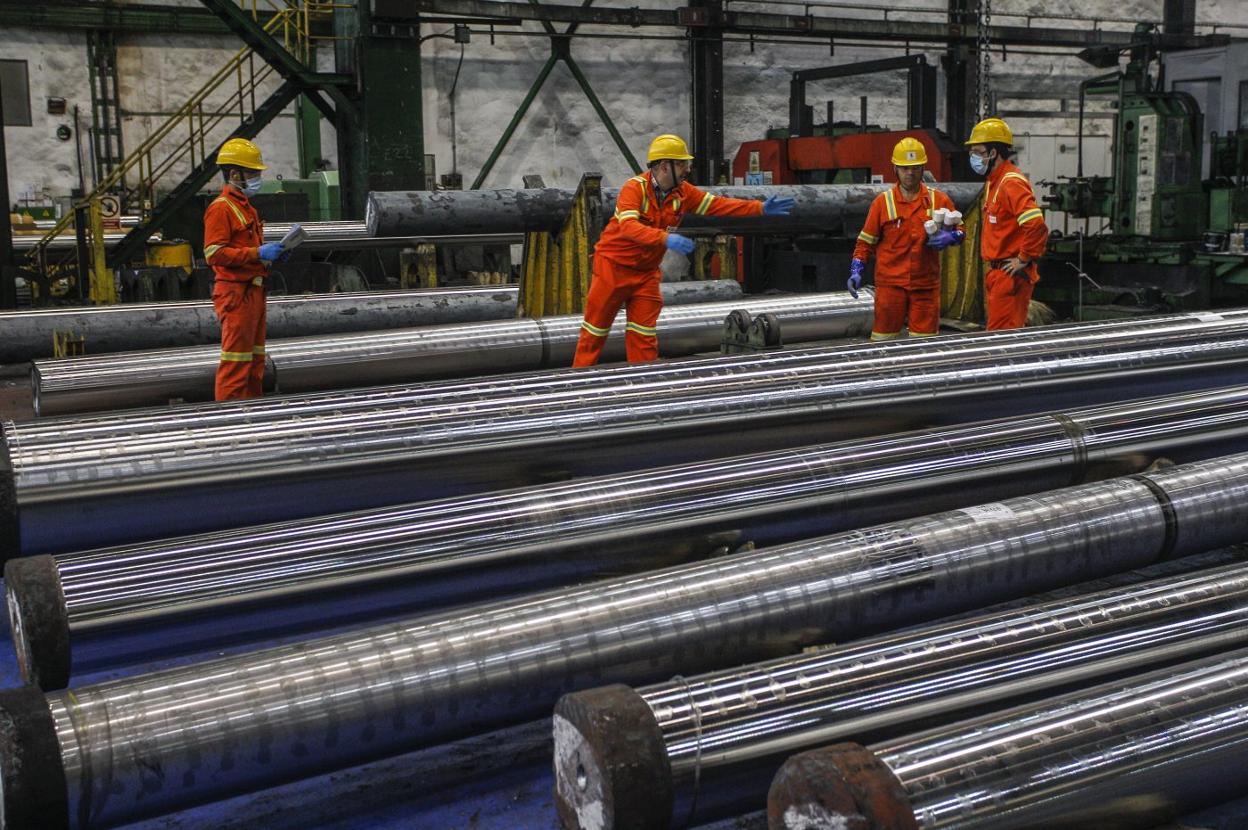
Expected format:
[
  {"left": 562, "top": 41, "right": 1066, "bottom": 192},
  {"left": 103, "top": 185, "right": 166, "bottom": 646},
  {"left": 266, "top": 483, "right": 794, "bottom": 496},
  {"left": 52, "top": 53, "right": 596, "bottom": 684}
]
[
  {"left": 519, "top": 172, "right": 603, "bottom": 317},
  {"left": 87, "top": 199, "right": 118, "bottom": 305},
  {"left": 693, "top": 235, "right": 737, "bottom": 282}
]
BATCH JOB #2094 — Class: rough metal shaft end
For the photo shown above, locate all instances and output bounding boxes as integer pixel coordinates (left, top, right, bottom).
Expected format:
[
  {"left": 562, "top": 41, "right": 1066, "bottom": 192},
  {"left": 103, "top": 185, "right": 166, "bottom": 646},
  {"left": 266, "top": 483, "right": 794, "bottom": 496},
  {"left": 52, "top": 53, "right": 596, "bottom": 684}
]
[
  {"left": 0, "top": 686, "right": 68, "bottom": 830},
  {"left": 4, "top": 556, "right": 72, "bottom": 691},
  {"left": 767, "top": 742, "right": 917, "bottom": 830},
  {"left": 553, "top": 684, "right": 673, "bottom": 830}
]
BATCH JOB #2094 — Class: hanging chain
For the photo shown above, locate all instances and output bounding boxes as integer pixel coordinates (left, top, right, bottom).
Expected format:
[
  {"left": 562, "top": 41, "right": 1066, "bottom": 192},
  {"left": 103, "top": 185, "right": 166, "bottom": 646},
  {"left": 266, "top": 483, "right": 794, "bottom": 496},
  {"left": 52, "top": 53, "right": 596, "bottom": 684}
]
[{"left": 976, "top": 0, "right": 993, "bottom": 119}]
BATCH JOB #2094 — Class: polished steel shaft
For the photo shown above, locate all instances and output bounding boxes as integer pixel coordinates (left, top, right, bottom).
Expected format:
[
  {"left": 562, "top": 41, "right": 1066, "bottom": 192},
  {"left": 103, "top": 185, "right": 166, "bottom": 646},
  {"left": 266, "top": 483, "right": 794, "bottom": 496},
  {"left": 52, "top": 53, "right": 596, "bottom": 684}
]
[
  {"left": 5, "top": 309, "right": 1248, "bottom": 555},
  {"left": 6, "top": 454, "right": 1247, "bottom": 829},
  {"left": 29, "top": 285, "right": 841, "bottom": 417},
  {"left": 11, "top": 385, "right": 1248, "bottom": 689},
  {"left": 0, "top": 286, "right": 523, "bottom": 364},
  {"left": 769, "top": 647, "right": 1248, "bottom": 829},
  {"left": 554, "top": 557, "right": 1248, "bottom": 829},
  {"left": 365, "top": 183, "right": 987, "bottom": 237}
]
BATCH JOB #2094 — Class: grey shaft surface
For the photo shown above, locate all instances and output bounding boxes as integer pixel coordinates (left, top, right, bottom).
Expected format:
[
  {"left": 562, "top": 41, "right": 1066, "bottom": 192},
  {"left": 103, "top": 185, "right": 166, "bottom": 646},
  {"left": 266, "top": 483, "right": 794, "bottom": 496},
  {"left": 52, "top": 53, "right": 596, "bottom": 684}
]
[
  {"left": 878, "top": 646, "right": 1248, "bottom": 829},
  {"left": 39, "top": 453, "right": 1248, "bottom": 828},
  {"left": 33, "top": 385, "right": 1248, "bottom": 672},
  {"left": 0, "top": 286, "right": 521, "bottom": 365},
  {"left": 6, "top": 308, "right": 1248, "bottom": 555},
  {"left": 365, "top": 183, "right": 986, "bottom": 237},
  {"left": 29, "top": 282, "right": 813, "bottom": 417}
]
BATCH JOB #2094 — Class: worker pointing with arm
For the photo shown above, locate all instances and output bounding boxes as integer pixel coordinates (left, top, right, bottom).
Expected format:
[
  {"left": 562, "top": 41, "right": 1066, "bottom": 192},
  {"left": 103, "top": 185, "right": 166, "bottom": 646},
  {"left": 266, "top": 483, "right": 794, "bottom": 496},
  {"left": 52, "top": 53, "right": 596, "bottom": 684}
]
[
  {"left": 204, "top": 137, "right": 285, "bottom": 401},
  {"left": 573, "top": 134, "right": 794, "bottom": 367},
  {"left": 965, "top": 117, "right": 1050, "bottom": 330},
  {"left": 848, "top": 137, "right": 965, "bottom": 340}
]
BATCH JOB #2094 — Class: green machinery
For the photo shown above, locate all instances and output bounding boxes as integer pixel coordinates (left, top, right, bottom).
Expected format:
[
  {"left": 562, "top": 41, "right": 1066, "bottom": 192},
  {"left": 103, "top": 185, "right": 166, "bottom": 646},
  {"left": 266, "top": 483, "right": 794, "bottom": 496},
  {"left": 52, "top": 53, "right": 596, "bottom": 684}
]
[
  {"left": 257, "top": 171, "right": 341, "bottom": 222},
  {"left": 1042, "top": 25, "right": 1248, "bottom": 318}
]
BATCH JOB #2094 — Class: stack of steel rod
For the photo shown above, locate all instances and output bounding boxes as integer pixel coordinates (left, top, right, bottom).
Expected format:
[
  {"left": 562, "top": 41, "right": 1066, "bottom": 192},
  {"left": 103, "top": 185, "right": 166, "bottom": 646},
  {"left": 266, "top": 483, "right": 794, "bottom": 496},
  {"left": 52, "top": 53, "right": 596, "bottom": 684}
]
[
  {"left": 8, "top": 384, "right": 1248, "bottom": 689},
  {"left": 0, "top": 453, "right": 1246, "bottom": 828},
  {"left": 768, "top": 648, "right": 1248, "bottom": 830},
  {"left": 29, "top": 287, "right": 860, "bottom": 416},
  {"left": 553, "top": 559, "right": 1248, "bottom": 829}
]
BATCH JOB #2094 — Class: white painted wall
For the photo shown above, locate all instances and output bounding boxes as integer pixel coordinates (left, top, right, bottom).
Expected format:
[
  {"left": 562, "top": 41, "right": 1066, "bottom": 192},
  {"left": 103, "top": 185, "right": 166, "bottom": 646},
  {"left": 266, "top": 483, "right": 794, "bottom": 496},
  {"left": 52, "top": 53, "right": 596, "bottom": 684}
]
[{"left": 3, "top": 0, "right": 1243, "bottom": 213}]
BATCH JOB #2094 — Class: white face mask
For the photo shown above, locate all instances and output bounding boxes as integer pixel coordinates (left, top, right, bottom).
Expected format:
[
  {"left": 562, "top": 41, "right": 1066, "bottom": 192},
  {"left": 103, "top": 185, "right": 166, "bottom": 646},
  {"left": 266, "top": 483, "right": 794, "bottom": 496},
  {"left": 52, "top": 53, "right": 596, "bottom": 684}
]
[
  {"left": 242, "top": 176, "right": 263, "bottom": 196},
  {"left": 969, "top": 152, "right": 991, "bottom": 176}
]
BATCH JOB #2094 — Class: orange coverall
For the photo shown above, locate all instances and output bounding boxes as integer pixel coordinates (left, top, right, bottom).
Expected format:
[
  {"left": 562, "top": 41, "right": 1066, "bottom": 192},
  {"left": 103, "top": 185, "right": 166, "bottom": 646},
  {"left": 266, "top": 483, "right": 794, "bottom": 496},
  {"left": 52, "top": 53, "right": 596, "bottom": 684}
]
[
  {"left": 572, "top": 175, "right": 763, "bottom": 366},
  {"left": 980, "top": 161, "right": 1049, "bottom": 330},
  {"left": 204, "top": 186, "right": 268, "bottom": 400},
  {"left": 852, "top": 184, "right": 961, "bottom": 339}
]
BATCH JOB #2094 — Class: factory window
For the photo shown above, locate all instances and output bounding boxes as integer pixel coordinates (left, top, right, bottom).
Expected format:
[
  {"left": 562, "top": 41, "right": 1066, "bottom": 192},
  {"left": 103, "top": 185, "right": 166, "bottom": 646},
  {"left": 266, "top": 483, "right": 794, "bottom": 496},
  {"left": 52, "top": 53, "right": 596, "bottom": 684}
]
[{"left": 0, "top": 60, "right": 33, "bottom": 127}]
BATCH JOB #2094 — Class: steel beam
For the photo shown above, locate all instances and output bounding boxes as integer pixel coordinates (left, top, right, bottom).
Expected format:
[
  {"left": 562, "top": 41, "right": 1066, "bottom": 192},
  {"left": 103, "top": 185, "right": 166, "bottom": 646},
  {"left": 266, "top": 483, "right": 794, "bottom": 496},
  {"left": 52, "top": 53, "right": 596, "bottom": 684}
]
[
  {"left": 3, "top": 454, "right": 1248, "bottom": 828},
  {"left": 689, "top": 0, "right": 725, "bottom": 185}
]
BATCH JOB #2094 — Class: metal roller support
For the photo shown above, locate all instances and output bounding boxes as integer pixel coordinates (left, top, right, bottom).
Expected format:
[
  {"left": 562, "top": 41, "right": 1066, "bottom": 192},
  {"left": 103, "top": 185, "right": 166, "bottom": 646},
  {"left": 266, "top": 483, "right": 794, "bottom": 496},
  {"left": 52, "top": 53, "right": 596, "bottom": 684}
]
[
  {"left": 556, "top": 557, "right": 1248, "bottom": 829},
  {"left": 768, "top": 647, "right": 1248, "bottom": 830},
  {"left": 365, "top": 183, "right": 987, "bottom": 237},
  {"left": 0, "top": 286, "right": 525, "bottom": 364},
  {"left": 29, "top": 284, "right": 828, "bottom": 417},
  {"left": 11, "top": 385, "right": 1248, "bottom": 689},
  {"left": 3, "top": 453, "right": 1248, "bottom": 829},
  {"left": 6, "top": 309, "right": 1248, "bottom": 555}
]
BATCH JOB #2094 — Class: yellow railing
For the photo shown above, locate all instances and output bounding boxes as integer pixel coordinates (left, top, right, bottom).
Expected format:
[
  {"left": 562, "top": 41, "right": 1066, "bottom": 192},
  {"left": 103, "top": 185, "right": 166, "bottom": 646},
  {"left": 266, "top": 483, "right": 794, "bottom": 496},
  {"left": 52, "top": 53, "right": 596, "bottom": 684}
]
[{"left": 31, "top": 0, "right": 344, "bottom": 259}]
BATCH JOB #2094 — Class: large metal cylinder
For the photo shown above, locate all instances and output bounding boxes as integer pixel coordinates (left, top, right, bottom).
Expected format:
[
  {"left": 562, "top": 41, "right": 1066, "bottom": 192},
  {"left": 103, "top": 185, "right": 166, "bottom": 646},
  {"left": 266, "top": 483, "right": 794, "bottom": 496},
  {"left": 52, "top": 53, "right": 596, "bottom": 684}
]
[
  {"left": 2, "top": 456, "right": 1248, "bottom": 823},
  {"left": 365, "top": 183, "right": 987, "bottom": 237},
  {"left": 11, "top": 385, "right": 1248, "bottom": 690},
  {"left": 2, "top": 454, "right": 1246, "bottom": 829},
  {"left": 29, "top": 285, "right": 856, "bottom": 417},
  {"left": 5, "top": 309, "right": 1248, "bottom": 556},
  {"left": 554, "top": 558, "right": 1248, "bottom": 829},
  {"left": 0, "top": 286, "right": 523, "bottom": 364},
  {"left": 768, "top": 646, "right": 1248, "bottom": 830}
]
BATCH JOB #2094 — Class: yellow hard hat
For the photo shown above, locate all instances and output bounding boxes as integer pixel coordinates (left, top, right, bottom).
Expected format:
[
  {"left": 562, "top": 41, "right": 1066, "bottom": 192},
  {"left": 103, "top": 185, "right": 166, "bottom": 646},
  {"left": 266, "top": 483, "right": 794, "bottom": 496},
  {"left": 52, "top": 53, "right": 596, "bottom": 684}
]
[
  {"left": 964, "top": 117, "right": 1013, "bottom": 147},
  {"left": 647, "top": 134, "right": 694, "bottom": 163},
  {"left": 216, "top": 137, "right": 267, "bottom": 170},
  {"left": 891, "top": 137, "right": 928, "bottom": 167}
]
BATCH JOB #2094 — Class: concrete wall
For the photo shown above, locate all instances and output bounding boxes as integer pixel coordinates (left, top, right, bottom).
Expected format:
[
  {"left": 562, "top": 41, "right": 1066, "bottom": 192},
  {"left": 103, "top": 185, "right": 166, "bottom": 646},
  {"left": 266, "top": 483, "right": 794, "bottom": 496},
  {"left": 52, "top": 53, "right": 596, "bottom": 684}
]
[{"left": 3, "top": 0, "right": 1243, "bottom": 215}]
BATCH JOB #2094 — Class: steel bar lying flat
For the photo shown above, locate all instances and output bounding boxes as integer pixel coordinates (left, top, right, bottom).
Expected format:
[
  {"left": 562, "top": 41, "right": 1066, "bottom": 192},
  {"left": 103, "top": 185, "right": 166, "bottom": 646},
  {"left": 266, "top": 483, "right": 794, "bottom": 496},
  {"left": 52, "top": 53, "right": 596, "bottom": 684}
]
[
  {"left": 365, "top": 183, "right": 986, "bottom": 237},
  {"left": 553, "top": 559, "right": 1248, "bottom": 829},
  {"left": 0, "top": 285, "right": 525, "bottom": 364},
  {"left": 768, "top": 647, "right": 1248, "bottom": 830},
  {"left": 29, "top": 285, "right": 837, "bottom": 417},
  {"left": 5, "top": 309, "right": 1248, "bottom": 555},
  {"left": 2, "top": 455, "right": 1248, "bottom": 829},
  {"left": 10, "top": 385, "right": 1248, "bottom": 690}
]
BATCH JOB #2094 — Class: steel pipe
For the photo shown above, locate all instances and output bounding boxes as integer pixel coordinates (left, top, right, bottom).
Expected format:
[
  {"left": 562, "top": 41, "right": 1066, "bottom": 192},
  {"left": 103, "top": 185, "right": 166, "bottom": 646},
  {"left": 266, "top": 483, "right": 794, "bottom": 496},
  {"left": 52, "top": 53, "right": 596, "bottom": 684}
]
[
  {"left": 365, "top": 183, "right": 987, "bottom": 237},
  {"left": 29, "top": 282, "right": 812, "bottom": 417},
  {"left": 5, "top": 309, "right": 1248, "bottom": 556},
  {"left": 3, "top": 454, "right": 1248, "bottom": 828},
  {"left": 0, "top": 285, "right": 526, "bottom": 364},
  {"left": 10, "top": 385, "right": 1248, "bottom": 690},
  {"left": 768, "top": 647, "right": 1248, "bottom": 830},
  {"left": 554, "top": 558, "right": 1248, "bottom": 829}
]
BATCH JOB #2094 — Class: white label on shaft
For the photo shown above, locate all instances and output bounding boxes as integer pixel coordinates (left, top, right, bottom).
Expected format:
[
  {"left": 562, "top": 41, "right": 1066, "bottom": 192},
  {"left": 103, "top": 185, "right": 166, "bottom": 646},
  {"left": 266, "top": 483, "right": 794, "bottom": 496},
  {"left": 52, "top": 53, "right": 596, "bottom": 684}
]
[
  {"left": 960, "top": 503, "right": 1017, "bottom": 522},
  {"left": 1196, "top": 312, "right": 1224, "bottom": 322}
]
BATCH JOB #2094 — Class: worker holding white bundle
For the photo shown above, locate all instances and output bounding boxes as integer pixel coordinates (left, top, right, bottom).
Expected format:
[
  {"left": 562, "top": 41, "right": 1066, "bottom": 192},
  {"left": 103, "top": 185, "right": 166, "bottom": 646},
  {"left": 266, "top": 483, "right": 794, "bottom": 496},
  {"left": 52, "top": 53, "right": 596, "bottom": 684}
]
[{"left": 848, "top": 137, "right": 964, "bottom": 340}]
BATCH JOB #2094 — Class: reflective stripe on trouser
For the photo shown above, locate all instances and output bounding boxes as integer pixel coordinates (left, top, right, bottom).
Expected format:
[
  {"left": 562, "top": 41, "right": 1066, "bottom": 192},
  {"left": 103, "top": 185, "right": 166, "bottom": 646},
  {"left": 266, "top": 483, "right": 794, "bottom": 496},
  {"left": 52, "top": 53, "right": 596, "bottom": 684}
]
[
  {"left": 871, "top": 283, "right": 940, "bottom": 339},
  {"left": 212, "top": 280, "right": 267, "bottom": 400},
  {"left": 572, "top": 258, "right": 663, "bottom": 367},
  {"left": 985, "top": 267, "right": 1033, "bottom": 331}
]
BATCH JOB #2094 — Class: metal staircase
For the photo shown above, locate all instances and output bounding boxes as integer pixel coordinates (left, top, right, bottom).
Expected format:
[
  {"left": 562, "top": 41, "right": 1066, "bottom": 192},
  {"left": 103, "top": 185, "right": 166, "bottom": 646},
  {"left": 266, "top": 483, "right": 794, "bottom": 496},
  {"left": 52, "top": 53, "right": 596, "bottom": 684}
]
[
  {"left": 86, "top": 30, "right": 126, "bottom": 189},
  {"left": 30, "top": 1, "right": 350, "bottom": 271}
]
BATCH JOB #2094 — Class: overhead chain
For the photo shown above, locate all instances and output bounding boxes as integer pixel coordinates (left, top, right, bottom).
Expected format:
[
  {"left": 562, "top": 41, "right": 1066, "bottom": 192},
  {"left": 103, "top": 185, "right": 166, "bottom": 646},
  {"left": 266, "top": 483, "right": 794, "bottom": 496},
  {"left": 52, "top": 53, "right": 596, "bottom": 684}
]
[{"left": 975, "top": 0, "right": 994, "bottom": 118}]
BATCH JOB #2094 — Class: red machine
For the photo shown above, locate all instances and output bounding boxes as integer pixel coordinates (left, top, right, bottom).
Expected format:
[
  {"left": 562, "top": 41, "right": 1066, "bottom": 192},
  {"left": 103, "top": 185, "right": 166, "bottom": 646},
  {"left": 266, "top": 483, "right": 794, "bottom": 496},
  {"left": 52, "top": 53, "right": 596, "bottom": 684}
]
[{"left": 732, "top": 128, "right": 961, "bottom": 186}]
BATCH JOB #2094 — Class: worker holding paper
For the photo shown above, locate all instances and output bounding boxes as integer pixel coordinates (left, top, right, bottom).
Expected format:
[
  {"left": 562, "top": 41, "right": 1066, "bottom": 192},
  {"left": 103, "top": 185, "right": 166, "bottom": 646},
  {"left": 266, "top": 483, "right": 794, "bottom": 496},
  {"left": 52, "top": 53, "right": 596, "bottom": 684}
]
[{"left": 204, "top": 138, "right": 301, "bottom": 400}]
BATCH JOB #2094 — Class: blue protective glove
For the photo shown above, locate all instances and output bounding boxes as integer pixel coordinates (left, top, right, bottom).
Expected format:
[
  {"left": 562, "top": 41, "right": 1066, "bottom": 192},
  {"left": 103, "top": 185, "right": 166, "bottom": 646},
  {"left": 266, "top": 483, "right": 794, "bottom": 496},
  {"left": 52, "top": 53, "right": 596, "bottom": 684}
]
[
  {"left": 762, "top": 195, "right": 796, "bottom": 216},
  {"left": 665, "top": 232, "right": 696, "bottom": 255},
  {"left": 926, "top": 229, "right": 962, "bottom": 251},
  {"left": 847, "top": 258, "right": 866, "bottom": 298},
  {"left": 277, "top": 248, "right": 294, "bottom": 262},
  {"left": 258, "top": 242, "right": 284, "bottom": 262}
]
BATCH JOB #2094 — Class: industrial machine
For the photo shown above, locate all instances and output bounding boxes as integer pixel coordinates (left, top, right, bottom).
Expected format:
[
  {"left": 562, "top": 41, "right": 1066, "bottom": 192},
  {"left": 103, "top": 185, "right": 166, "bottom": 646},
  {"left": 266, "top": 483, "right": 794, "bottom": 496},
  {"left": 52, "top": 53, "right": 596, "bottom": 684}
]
[{"left": 1042, "top": 25, "right": 1248, "bottom": 318}]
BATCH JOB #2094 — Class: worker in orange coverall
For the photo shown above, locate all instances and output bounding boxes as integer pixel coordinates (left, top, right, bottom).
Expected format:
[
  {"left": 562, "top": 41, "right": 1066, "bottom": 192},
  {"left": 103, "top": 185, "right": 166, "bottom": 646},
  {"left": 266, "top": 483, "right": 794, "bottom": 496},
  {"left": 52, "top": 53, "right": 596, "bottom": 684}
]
[
  {"left": 848, "top": 137, "right": 965, "bottom": 340},
  {"left": 203, "top": 137, "right": 286, "bottom": 400},
  {"left": 572, "top": 134, "right": 795, "bottom": 367},
  {"left": 965, "top": 117, "right": 1050, "bottom": 330}
]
